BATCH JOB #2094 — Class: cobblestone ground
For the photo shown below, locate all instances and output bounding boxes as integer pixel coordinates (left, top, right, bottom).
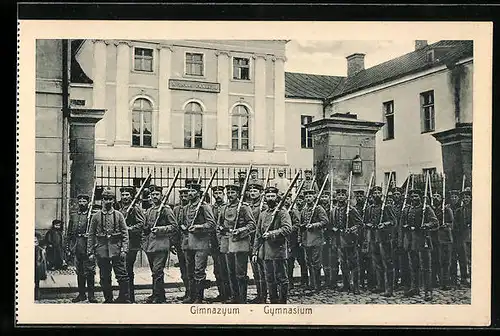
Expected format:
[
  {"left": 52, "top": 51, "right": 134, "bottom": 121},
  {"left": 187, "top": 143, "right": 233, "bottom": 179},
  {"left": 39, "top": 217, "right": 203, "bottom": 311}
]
[{"left": 38, "top": 282, "right": 470, "bottom": 305}]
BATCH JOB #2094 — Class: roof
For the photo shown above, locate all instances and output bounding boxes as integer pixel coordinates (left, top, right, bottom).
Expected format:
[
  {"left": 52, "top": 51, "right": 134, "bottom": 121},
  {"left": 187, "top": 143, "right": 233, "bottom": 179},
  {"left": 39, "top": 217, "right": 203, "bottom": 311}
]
[
  {"left": 71, "top": 39, "right": 93, "bottom": 84},
  {"left": 329, "top": 40, "right": 473, "bottom": 99},
  {"left": 285, "top": 72, "right": 345, "bottom": 100}
]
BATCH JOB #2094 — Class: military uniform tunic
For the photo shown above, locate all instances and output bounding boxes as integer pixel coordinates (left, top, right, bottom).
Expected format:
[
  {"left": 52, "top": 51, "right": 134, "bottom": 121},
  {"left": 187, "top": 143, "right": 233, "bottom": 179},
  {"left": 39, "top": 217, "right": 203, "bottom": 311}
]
[
  {"left": 431, "top": 204, "right": 454, "bottom": 288},
  {"left": 67, "top": 210, "right": 96, "bottom": 277}
]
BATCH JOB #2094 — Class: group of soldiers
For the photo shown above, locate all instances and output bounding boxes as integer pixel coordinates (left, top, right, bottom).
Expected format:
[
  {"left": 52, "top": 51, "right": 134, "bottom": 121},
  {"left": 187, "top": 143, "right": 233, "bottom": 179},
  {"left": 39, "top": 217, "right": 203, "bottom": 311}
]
[{"left": 63, "top": 167, "right": 472, "bottom": 304}]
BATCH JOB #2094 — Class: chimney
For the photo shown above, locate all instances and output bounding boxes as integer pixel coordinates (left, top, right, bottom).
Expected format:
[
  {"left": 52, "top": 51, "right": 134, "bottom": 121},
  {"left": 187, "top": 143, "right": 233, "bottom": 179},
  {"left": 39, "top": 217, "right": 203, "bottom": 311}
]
[
  {"left": 415, "top": 40, "right": 428, "bottom": 51},
  {"left": 346, "top": 53, "right": 365, "bottom": 77}
]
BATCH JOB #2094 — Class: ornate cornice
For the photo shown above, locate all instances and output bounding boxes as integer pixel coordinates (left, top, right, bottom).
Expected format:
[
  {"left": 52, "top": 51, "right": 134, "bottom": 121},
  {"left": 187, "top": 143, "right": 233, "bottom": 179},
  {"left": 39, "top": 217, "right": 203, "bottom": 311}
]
[
  {"left": 215, "top": 50, "right": 231, "bottom": 57},
  {"left": 114, "top": 40, "right": 133, "bottom": 48},
  {"left": 157, "top": 44, "right": 174, "bottom": 52}
]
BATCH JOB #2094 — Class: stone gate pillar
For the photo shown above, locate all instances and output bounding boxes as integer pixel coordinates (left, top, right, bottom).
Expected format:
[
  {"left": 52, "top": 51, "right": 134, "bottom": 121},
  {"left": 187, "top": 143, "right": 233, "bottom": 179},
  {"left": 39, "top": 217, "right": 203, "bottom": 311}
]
[
  {"left": 432, "top": 123, "right": 472, "bottom": 190},
  {"left": 68, "top": 108, "right": 106, "bottom": 210},
  {"left": 306, "top": 113, "right": 384, "bottom": 191}
]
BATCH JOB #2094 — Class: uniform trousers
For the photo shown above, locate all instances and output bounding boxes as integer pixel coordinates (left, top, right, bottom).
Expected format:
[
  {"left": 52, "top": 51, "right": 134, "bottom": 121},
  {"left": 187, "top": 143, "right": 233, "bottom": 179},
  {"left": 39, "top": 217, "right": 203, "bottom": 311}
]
[
  {"left": 175, "top": 243, "right": 188, "bottom": 288},
  {"left": 450, "top": 240, "right": 469, "bottom": 285},
  {"left": 126, "top": 249, "right": 139, "bottom": 301},
  {"left": 97, "top": 255, "right": 129, "bottom": 301},
  {"left": 264, "top": 259, "right": 288, "bottom": 303},
  {"left": 185, "top": 249, "right": 209, "bottom": 282},
  {"left": 371, "top": 241, "right": 394, "bottom": 292},
  {"left": 439, "top": 243, "right": 453, "bottom": 287},
  {"left": 287, "top": 246, "right": 308, "bottom": 285},
  {"left": 75, "top": 253, "right": 96, "bottom": 296},
  {"left": 399, "top": 249, "right": 412, "bottom": 290},
  {"left": 251, "top": 257, "right": 267, "bottom": 299},
  {"left": 321, "top": 238, "right": 338, "bottom": 285},
  {"left": 146, "top": 251, "right": 169, "bottom": 300},
  {"left": 226, "top": 252, "right": 249, "bottom": 302},
  {"left": 340, "top": 245, "right": 360, "bottom": 288},
  {"left": 304, "top": 246, "right": 322, "bottom": 288},
  {"left": 430, "top": 234, "right": 441, "bottom": 287},
  {"left": 410, "top": 250, "right": 432, "bottom": 292},
  {"left": 393, "top": 244, "right": 404, "bottom": 287}
]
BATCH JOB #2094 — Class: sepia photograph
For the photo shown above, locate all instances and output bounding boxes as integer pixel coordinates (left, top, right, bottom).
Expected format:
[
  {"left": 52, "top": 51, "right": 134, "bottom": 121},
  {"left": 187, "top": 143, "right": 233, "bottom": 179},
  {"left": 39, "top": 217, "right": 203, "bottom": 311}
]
[{"left": 17, "top": 20, "right": 492, "bottom": 326}]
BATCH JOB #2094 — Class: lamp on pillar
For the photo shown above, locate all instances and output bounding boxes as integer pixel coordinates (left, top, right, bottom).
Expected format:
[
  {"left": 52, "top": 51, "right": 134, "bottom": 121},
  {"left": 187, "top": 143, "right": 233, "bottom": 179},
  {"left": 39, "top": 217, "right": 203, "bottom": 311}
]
[{"left": 352, "top": 155, "right": 363, "bottom": 175}]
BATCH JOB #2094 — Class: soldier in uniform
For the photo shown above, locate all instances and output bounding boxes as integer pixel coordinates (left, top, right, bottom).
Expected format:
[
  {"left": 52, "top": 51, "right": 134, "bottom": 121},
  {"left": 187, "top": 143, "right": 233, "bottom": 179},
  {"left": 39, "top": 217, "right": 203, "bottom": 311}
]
[
  {"left": 209, "top": 185, "right": 230, "bottom": 303},
  {"left": 142, "top": 185, "right": 178, "bottom": 303},
  {"left": 247, "top": 182, "right": 268, "bottom": 303},
  {"left": 66, "top": 194, "right": 98, "bottom": 303},
  {"left": 173, "top": 187, "right": 190, "bottom": 301},
  {"left": 248, "top": 168, "right": 261, "bottom": 186},
  {"left": 400, "top": 188, "right": 439, "bottom": 301},
  {"left": 252, "top": 186, "right": 293, "bottom": 304},
  {"left": 454, "top": 188, "right": 472, "bottom": 287},
  {"left": 354, "top": 189, "right": 375, "bottom": 290},
  {"left": 319, "top": 190, "right": 336, "bottom": 289},
  {"left": 272, "top": 168, "right": 291, "bottom": 196},
  {"left": 301, "top": 169, "right": 319, "bottom": 194},
  {"left": 431, "top": 192, "right": 454, "bottom": 291},
  {"left": 299, "top": 189, "right": 329, "bottom": 292},
  {"left": 364, "top": 186, "right": 397, "bottom": 297},
  {"left": 87, "top": 188, "right": 131, "bottom": 303},
  {"left": 291, "top": 193, "right": 309, "bottom": 287},
  {"left": 217, "top": 184, "right": 256, "bottom": 304},
  {"left": 332, "top": 188, "right": 363, "bottom": 294},
  {"left": 283, "top": 193, "right": 302, "bottom": 290},
  {"left": 390, "top": 187, "right": 405, "bottom": 291},
  {"left": 296, "top": 193, "right": 305, "bottom": 212},
  {"left": 117, "top": 186, "right": 145, "bottom": 303},
  {"left": 448, "top": 189, "right": 462, "bottom": 288},
  {"left": 181, "top": 183, "right": 217, "bottom": 304}
]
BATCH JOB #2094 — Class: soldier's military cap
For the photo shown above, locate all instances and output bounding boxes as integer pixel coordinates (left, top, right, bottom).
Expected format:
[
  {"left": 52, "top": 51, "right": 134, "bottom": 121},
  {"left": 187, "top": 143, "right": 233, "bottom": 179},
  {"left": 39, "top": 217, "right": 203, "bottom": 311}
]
[
  {"left": 461, "top": 187, "right": 472, "bottom": 196},
  {"left": 248, "top": 182, "right": 263, "bottom": 191},
  {"left": 119, "top": 186, "right": 136, "bottom": 194},
  {"left": 297, "top": 193, "right": 305, "bottom": 199},
  {"left": 336, "top": 188, "right": 348, "bottom": 195},
  {"left": 322, "top": 190, "right": 331, "bottom": 196},
  {"left": 250, "top": 168, "right": 258, "bottom": 173},
  {"left": 449, "top": 189, "right": 460, "bottom": 196},
  {"left": 77, "top": 194, "right": 90, "bottom": 201},
  {"left": 238, "top": 171, "right": 247, "bottom": 176},
  {"left": 371, "top": 186, "right": 383, "bottom": 193},
  {"left": 391, "top": 187, "right": 403, "bottom": 194},
  {"left": 187, "top": 183, "right": 202, "bottom": 192},
  {"left": 102, "top": 187, "right": 115, "bottom": 198},
  {"left": 211, "top": 186, "right": 225, "bottom": 192},
  {"left": 151, "top": 186, "right": 163, "bottom": 193},
  {"left": 264, "top": 186, "right": 279, "bottom": 194},
  {"left": 225, "top": 184, "right": 241, "bottom": 192},
  {"left": 179, "top": 187, "right": 189, "bottom": 194},
  {"left": 303, "top": 189, "right": 316, "bottom": 195},
  {"left": 304, "top": 169, "right": 313, "bottom": 174},
  {"left": 148, "top": 185, "right": 156, "bottom": 192},
  {"left": 353, "top": 189, "right": 365, "bottom": 196},
  {"left": 409, "top": 188, "right": 423, "bottom": 196},
  {"left": 52, "top": 219, "right": 62, "bottom": 225}
]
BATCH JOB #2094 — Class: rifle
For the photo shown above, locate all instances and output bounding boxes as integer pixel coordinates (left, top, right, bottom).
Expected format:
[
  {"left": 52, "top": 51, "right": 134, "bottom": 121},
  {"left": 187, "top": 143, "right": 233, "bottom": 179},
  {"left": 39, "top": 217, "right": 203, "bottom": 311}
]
[
  {"left": 152, "top": 170, "right": 181, "bottom": 229},
  {"left": 259, "top": 167, "right": 272, "bottom": 213},
  {"left": 182, "top": 169, "right": 218, "bottom": 231},
  {"left": 288, "top": 175, "right": 306, "bottom": 212},
  {"left": 429, "top": 174, "right": 434, "bottom": 207},
  {"left": 421, "top": 172, "right": 432, "bottom": 248},
  {"left": 360, "top": 171, "right": 375, "bottom": 252},
  {"left": 401, "top": 174, "right": 411, "bottom": 229},
  {"left": 345, "top": 171, "right": 353, "bottom": 232},
  {"left": 310, "top": 175, "right": 316, "bottom": 192},
  {"left": 306, "top": 174, "right": 330, "bottom": 226},
  {"left": 85, "top": 180, "right": 98, "bottom": 235},
  {"left": 460, "top": 174, "right": 466, "bottom": 206},
  {"left": 254, "top": 171, "right": 301, "bottom": 248},
  {"left": 441, "top": 174, "right": 446, "bottom": 229},
  {"left": 378, "top": 171, "right": 392, "bottom": 229},
  {"left": 125, "top": 172, "right": 152, "bottom": 220},
  {"left": 233, "top": 164, "right": 253, "bottom": 231}
]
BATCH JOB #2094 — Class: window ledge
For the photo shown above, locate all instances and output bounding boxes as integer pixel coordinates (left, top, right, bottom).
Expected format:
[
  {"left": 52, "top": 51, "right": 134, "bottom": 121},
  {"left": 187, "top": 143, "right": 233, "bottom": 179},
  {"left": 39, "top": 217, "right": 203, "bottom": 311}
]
[
  {"left": 231, "top": 149, "right": 253, "bottom": 152},
  {"left": 231, "top": 78, "right": 253, "bottom": 83},
  {"left": 132, "top": 69, "right": 156, "bottom": 76},
  {"left": 383, "top": 137, "right": 395, "bottom": 141},
  {"left": 300, "top": 147, "right": 314, "bottom": 150},
  {"left": 421, "top": 130, "right": 435, "bottom": 134},
  {"left": 183, "top": 74, "right": 206, "bottom": 80},
  {"left": 131, "top": 145, "right": 155, "bottom": 149}
]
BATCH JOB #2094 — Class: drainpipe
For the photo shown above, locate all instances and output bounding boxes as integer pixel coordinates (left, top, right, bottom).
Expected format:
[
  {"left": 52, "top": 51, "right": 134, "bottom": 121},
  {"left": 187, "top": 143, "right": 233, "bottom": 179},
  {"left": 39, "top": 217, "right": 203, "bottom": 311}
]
[{"left": 61, "top": 39, "right": 70, "bottom": 230}]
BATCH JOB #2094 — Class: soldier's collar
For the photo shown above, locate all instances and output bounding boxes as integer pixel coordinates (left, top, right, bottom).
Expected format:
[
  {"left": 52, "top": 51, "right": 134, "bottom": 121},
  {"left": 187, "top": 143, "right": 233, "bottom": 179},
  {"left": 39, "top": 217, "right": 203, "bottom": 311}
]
[{"left": 101, "top": 208, "right": 114, "bottom": 215}]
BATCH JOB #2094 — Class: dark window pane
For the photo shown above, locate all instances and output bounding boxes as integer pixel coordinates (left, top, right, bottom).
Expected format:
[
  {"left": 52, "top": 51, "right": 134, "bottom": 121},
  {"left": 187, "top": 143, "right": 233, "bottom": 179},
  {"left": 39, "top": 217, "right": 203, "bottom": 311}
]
[
  {"left": 143, "top": 135, "right": 152, "bottom": 147},
  {"left": 241, "top": 140, "right": 249, "bottom": 150},
  {"left": 301, "top": 127, "right": 306, "bottom": 148},
  {"left": 143, "top": 48, "right": 153, "bottom": 57},
  {"left": 241, "top": 128, "right": 248, "bottom": 138},
  {"left": 184, "top": 136, "right": 192, "bottom": 148},
  {"left": 232, "top": 128, "right": 238, "bottom": 139},
  {"left": 232, "top": 139, "right": 239, "bottom": 149},
  {"left": 241, "top": 67, "right": 249, "bottom": 80},
  {"left": 144, "top": 59, "right": 153, "bottom": 71},
  {"left": 132, "top": 135, "right": 140, "bottom": 146},
  {"left": 194, "top": 137, "right": 202, "bottom": 148}
]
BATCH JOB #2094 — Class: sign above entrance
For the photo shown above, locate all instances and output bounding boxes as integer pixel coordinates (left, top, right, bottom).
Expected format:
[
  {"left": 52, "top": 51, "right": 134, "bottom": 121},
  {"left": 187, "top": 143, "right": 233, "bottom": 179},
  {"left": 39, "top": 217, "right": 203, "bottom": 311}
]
[{"left": 169, "top": 79, "right": 220, "bottom": 93}]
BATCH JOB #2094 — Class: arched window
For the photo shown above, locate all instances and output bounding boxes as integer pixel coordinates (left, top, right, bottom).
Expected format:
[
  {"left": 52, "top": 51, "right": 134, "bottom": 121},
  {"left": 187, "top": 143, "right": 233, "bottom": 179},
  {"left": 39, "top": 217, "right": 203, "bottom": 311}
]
[
  {"left": 132, "top": 98, "right": 153, "bottom": 147},
  {"left": 184, "top": 102, "right": 203, "bottom": 148},
  {"left": 231, "top": 105, "right": 249, "bottom": 150}
]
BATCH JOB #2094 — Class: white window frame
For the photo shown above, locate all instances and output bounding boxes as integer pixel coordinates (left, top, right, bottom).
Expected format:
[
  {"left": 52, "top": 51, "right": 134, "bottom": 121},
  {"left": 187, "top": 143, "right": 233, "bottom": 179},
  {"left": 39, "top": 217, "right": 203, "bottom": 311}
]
[
  {"left": 132, "top": 46, "right": 156, "bottom": 74},
  {"left": 131, "top": 98, "right": 154, "bottom": 147},
  {"left": 231, "top": 55, "right": 252, "bottom": 81},
  {"left": 383, "top": 100, "right": 395, "bottom": 140},
  {"left": 231, "top": 104, "right": 251, "bottom": 151},
  {"left": 184, "top": 101, "right": 204, "bottom": 149},
  {"left": 184, "top": 51, "right": 206, "bottom": 78},
  {"left": 420, "top": 90, "right": 436, "bottom": 133},
  {"left": 300, "top": 115, "right": 314, "bottom": 149}
]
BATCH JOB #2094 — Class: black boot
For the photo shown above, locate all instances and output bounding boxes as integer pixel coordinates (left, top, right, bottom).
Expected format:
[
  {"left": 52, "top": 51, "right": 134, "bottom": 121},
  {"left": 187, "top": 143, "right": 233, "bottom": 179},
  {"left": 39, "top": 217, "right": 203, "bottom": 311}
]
[
  {"left": 182, "top": 280, "right": 195, "bottom": 304},
  {"left": 87, "top": 276, "right": 98, "bottom": 303},
  {"left": 129, "top": 280, "right": 135, "bottom": 304},
  {"left": 249, "top": 279, "right": 263, "bottom": 304},
  {"left": 177, "top": 278, "right": 189, "bottom": 301},
  {"left": 314, "top": 269, "right": 322, "bottom": 292},
  {"left": 424, "top": 290, "right": 433, "bottom": 302},
  {"left": 324, "top": 273, "right": 331, "bottom": 290},
  {"left": 238, "top": 277, "right": 248, "bottom": 304},
  {"left": 113, "top": 282, "right": 131, "bottom": 303},
  {"left": 352, "top": 271, "right": 360, "bottom": 295},
  {"left": 269, "top": 283, "right": 279, "bottom": 304},
  {"left": 383, "top": 271, "right": 394, "bottom": 297},
  {"left": 194, "top": 280, "right": 204, "bottom": 304},
  {"left": 279, "top": 283, "right": 289, "bottom": 304},
  {"left": 339, "top": 272, "right": 350, "bottom": 292},
  {"left": 72, "top": 274, "right": 87, "bottom": 303}
]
